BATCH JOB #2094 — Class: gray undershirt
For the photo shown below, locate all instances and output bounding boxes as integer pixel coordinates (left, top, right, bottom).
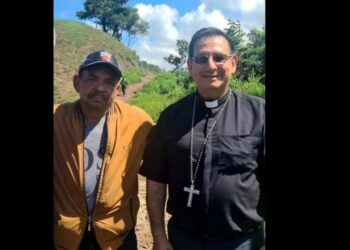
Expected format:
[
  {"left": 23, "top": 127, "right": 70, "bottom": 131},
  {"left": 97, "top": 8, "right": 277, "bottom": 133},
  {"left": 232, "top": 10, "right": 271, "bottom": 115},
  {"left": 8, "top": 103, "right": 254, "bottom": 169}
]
[{"left": 83, "top": 115, "right": 107, "bottom": 214}]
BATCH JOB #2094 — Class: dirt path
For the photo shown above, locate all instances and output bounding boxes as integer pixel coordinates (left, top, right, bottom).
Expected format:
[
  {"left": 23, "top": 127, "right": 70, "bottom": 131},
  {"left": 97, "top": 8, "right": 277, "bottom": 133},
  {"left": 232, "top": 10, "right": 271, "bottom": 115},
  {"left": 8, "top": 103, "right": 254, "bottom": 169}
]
[
  {"left": 117, "top": 75, "right": 170, "bottom": 249},
  {"left": 136, "top": 176, "right": 171, "bottom": 249},
  {"left": 116, "top": 75, "right": 154, "bottom": 103},
  {"left": 135, "top": 176, "right": 153, "bottom": 250}
]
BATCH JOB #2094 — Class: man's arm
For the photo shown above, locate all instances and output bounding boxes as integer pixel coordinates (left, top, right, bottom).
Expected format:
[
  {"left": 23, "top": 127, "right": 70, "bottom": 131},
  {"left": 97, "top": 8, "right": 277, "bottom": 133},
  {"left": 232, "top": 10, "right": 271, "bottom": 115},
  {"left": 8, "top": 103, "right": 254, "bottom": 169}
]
[{"left": 146, "top": 179, "right": 173, "bottom": 250}]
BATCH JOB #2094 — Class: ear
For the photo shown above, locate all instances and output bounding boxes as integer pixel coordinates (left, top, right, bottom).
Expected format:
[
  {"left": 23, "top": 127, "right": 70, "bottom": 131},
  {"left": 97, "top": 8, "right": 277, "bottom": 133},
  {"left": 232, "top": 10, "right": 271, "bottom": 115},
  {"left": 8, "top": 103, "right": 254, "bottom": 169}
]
[
  {"left": 115, "top": 84, "right": 121, "bottom": 92},
  {"left": 73, "top": 75, "right": 79, "bottom": 92},
  {"left": 113, "top": 83, "right": 121, "bottom": 97},
  {"left": 230, "top": 54, "right": 239, "bottom": 74},
  {"left": 187, "top": 58, "right": 193, "bottom": 73}
]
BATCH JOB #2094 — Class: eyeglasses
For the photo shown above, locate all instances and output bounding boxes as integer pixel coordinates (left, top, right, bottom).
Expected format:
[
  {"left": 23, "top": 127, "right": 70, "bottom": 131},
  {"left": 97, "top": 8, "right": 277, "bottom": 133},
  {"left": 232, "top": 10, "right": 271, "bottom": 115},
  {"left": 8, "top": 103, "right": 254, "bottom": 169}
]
[{"left": 192, "top": 53, "right": 234, "bottom": 65}]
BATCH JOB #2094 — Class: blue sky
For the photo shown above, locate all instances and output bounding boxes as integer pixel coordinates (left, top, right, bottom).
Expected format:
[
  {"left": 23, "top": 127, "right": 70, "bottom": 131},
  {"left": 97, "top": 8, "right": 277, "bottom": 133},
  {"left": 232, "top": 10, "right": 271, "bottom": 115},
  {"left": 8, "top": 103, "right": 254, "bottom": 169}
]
[
  {"left": 54, "top": 0, "right": 265, "bottom": 70},
  {"left": 55, "top": 0, "right": 204, "bottom": 21}
]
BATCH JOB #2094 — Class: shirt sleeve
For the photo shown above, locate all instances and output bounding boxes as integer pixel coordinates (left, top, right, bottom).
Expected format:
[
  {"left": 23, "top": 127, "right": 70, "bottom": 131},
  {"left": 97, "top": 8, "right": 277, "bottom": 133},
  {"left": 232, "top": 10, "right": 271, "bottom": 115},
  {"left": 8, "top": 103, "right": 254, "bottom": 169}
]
[{"left": 256, "top": 106, "right": 265, "bottom": 218}]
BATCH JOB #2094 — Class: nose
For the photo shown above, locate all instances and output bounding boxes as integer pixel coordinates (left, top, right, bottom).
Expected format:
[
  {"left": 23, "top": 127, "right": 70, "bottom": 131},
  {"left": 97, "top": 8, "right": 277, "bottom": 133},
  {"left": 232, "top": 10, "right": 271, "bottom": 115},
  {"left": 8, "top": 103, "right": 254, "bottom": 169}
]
[
  {"left": 94, "top": 80, "right": 108, "bottom": 91},
  {"left": 206, "top": 56, "right": 218, "bottom": 69}
]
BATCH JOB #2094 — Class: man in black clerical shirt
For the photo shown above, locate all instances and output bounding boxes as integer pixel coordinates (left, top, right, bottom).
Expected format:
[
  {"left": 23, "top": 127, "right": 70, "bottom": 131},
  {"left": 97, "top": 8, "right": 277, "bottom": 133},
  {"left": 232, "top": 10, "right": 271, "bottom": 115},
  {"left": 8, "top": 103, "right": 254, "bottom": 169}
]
[{"left": 140, "top": 27, "right": 265, "bottom": 250}]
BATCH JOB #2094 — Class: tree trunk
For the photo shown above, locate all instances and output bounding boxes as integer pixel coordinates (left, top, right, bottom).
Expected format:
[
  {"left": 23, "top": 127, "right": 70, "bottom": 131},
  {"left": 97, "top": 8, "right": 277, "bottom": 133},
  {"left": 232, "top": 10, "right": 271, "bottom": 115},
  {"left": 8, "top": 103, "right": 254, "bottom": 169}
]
[{"left": 127, "top": 33, "right": 131, "bottom": 48}]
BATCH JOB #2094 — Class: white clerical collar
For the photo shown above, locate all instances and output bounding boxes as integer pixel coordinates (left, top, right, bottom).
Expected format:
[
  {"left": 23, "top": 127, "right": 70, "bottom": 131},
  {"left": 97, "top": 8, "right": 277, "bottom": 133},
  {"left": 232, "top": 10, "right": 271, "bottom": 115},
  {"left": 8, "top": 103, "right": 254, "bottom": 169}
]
[{"left": 204, "top": 100, "right": 219, "bottom": 108}]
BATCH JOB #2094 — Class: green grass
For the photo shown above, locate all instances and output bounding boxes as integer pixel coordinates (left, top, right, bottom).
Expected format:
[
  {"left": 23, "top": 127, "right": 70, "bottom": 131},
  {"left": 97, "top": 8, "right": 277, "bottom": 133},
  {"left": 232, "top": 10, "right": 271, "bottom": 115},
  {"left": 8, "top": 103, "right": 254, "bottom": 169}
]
[
  {"left": 130, "top": 93, "right": 176, "bottom": 121},
  {"left": 54, "top": 20, "right": 157, "bottom": 104},
  {"left": 123, "top": 67, "right": 146, "bottom": 84},
  {"left": 132, "top": 72, "right": 265, "bottom": 121},
  {"left": 131, "top": 73, "right": 188, "bottom": 121},
  {"left": 230, "top": 76, "right": 265, "bottom": 99}
]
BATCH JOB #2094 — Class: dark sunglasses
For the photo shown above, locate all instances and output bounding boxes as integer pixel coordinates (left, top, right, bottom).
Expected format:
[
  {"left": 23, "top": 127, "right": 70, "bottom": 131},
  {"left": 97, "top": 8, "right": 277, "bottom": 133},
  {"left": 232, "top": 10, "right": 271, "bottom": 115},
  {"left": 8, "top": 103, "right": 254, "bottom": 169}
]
[{"left": 192, "top": 53, "right": 234, "bottom": 64}]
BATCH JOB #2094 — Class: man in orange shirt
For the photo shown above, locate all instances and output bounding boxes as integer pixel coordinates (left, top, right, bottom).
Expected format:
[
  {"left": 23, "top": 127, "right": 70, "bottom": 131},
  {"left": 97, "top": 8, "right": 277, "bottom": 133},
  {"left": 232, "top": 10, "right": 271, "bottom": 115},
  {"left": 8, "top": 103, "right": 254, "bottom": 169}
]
[{"left": 54, "top": 50, "right": 153, "bottom": 250}]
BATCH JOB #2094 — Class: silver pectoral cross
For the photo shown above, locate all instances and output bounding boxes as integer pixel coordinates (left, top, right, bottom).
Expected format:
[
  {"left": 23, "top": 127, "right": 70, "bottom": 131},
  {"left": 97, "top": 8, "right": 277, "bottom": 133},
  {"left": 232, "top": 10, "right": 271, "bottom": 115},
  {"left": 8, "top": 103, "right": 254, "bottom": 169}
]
[{"left": 184, "top": 184, "right": 200, "bottom": 207}]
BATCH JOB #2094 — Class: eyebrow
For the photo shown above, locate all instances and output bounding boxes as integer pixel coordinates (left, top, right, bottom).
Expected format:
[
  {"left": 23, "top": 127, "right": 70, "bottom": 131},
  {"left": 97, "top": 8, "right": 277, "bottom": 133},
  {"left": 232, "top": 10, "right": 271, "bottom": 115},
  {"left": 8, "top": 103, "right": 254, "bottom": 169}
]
[{"left": 86, "top": 71, "right": 116, "bottom": 80}]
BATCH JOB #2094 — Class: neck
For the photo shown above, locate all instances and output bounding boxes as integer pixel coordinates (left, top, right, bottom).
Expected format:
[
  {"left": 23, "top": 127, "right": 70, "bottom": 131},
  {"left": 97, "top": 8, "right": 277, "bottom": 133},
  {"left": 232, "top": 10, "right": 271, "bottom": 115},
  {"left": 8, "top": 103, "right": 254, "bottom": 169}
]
[
  {"left": 198, "top": 87, "right": 229, "bottom": 101},
  {"left": 80, "top": 103, "right": 108, "bottom": 124},
  {"left": 84, "top": 115, "right": 106, "bottom": 125}
]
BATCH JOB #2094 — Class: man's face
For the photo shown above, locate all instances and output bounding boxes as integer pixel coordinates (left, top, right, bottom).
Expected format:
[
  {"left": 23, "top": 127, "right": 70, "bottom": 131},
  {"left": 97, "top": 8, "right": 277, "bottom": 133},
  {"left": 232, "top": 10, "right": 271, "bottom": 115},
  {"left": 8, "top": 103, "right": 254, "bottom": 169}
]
[
  {"left": 73, "top": 65, "right": 120, "bottom": 112},
  {"left": 187, "top": 35, "right": 238, "bottom": 100}
]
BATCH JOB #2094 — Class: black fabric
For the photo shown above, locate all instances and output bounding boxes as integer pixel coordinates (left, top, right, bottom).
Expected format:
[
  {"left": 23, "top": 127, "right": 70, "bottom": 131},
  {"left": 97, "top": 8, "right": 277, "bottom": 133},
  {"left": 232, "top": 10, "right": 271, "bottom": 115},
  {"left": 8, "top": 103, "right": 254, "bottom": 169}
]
[
  {"left": 79, "top": 228, "right": 100, "bottom": 250},
  {"left": 79, "top": 227, "right": 137, "bottom": 250},
  {"left": 140, "top": 90, "right": 265, "bottom": 237},
  {"left": 168, "top": 217, "right": 265, "bottom": 250}
]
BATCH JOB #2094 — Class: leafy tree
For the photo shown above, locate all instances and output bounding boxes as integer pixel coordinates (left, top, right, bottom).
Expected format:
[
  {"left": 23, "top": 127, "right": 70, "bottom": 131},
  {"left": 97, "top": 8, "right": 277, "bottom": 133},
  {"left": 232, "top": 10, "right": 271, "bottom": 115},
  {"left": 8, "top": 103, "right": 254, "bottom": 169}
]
[
  {"left": 77, "top": 0, "right": 148, "bottom": 42},
  {"left": 139, "top": 60, "right": 162, "bottom": 73},
  {"left": 236, "top": 26, "right": 265, "bottom": 82},
  {"left": 77, "top": 0, "right": 122, "bottom": 33},
  {"left": 108, "top": 7, "right": 148, "bottom": 42},
  {"left": 225, "top": 20, "right": 245, "bottom": 51},
  {"left": 163, "top": 20, "right": 265, "bottom": 84},
  {"left": 108, "top": 7, "right": 136, "bottom": 41},
  {"left": 164, "top": 39, "right": 189, "bottom": 72},
  {"left": 127, "top": 19, "right": 149, "bottom": 47},
  {"left": 225, "top": 20, "right": 265, "bottom": 83}
]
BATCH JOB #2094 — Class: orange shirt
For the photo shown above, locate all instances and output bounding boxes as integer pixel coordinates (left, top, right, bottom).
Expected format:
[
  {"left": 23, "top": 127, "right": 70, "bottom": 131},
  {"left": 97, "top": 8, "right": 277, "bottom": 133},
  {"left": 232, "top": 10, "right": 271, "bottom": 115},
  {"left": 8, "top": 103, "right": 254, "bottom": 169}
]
[{"left": 54, "top": 99, "right": 153, "bottom": 250}]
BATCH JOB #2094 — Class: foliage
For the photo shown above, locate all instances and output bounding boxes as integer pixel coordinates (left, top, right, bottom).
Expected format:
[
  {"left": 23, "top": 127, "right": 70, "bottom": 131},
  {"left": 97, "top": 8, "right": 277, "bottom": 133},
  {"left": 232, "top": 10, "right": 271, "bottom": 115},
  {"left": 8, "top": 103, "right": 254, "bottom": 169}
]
[
  {"left": 237, "top": 27, "right": 265, "bottom": 82},
  {"left": 131, "top": 93, "right": 172, "bottom": 122},
  {"left": 225, "top": 20, "right": 265, "bottom": 82},
  {"left": 131, "top": 73, "right": 190, "bottom": 121},
  {"left": 140, "top": 73, "right": 182, "bottom": 96},
  {"left": 54, "top": 20, "right": 155, "bottom": 104},
  {"left": 132, "top": 72, "right": 265, "bottom": 121},
  {"left": 162, "top": 20, "right": 265, "bottom": 84},
  {"left": 163, "top": 39, "right": 189, "bottom": 72},
  {"left": 123, "top": 67, "right": 145, "bottom": 84},
  {"left": 139, "top": 61, "right": 162, "bottom": 74},
  {"left": 77, "top": 0, "right": 148, "bottom": 41},
  {"left": 173, "top": 70, "right": 193, "bottom": 92},
  {"left": 225, "top": 20, "right": 245, "bottom": 51},
  {"left": 128, "top": 63, "right": 265, "bottom": 122},
  {"left": 165, "top": 21, "right": 265, "bottom": 83},
  {"left": 127, "top": 19, "right": 149, "bottom": 47},
  {"left": 230, "top": 75, "right": 265, "bottom": 99}
]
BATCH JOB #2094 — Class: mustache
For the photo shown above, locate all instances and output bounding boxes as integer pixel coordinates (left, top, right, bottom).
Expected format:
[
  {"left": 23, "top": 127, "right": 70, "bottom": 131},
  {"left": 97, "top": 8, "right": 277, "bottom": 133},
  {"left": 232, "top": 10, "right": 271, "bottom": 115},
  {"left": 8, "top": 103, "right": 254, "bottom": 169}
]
[{"left": 88, "top": 92, "right": 108, "bottom": 100}]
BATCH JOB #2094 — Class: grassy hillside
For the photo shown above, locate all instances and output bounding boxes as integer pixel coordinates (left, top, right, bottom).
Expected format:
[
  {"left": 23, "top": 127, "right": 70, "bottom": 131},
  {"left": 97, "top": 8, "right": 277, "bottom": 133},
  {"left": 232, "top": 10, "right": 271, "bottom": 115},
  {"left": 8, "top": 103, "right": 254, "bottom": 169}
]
[{"left": 54, "top": 20, "right": 151, "bottom": 104}]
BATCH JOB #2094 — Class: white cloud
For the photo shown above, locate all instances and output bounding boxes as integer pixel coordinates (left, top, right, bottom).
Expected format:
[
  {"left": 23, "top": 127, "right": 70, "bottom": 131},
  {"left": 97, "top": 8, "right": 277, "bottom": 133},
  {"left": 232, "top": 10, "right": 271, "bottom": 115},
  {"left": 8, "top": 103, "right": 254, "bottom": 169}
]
[
  {"left": 201, "top": 0, "right": 264, "bottom": 30},
  {"left": 136, "top": 4, "right": 179, "bottom": 44},
  {"left": 132, "top": 3, "right": 230, "bottom": 70},
  {"left": 132, "top": 4, "right": 180, "bottom": 70},
  {"left": 178, "top": 4, "right": 229, "bottom": 41},
  {"left": 131, "top": 1, "right": 264, "bottom": 70},
  {"left": 135, "top": 39, "right": 178, "bottom": 70},
  {"left": 201, "top": 0, "right": 264, "bottom": 13}
]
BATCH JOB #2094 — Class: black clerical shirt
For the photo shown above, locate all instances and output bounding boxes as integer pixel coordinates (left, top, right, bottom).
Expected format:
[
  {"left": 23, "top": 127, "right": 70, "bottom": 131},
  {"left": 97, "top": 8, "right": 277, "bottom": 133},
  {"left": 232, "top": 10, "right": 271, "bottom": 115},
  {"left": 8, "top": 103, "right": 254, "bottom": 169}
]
[{"left": 140, "top": 89, "right": 265, "bottom": 238}]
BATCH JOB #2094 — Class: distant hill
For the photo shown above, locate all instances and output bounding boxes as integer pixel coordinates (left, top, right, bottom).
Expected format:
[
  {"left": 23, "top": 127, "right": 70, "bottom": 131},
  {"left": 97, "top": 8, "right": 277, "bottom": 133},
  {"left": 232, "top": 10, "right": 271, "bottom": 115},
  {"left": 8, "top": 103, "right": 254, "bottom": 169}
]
[{"left": 54, "top": 20, "right": 157, "bottom": 104}]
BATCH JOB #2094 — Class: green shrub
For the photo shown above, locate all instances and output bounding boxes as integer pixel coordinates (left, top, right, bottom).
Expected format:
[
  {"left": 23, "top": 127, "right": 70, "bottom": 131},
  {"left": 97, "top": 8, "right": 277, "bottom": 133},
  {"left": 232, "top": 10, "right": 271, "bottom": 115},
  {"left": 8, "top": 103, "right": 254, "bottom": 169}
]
[
  {"left": 230, "top": 75, "right": 265, "bottom": 99},
  {"left": 123, "top": 67, "right": 145, "bottom": 84},
  {"left": 131, "top": 92, "right": 179, "bottom": 121},
  {"left": 132, "top": 72, "right": 265, "bottom": 121},
  {"left": 131, "top": 73, "right": 189, "bottom": 121}
]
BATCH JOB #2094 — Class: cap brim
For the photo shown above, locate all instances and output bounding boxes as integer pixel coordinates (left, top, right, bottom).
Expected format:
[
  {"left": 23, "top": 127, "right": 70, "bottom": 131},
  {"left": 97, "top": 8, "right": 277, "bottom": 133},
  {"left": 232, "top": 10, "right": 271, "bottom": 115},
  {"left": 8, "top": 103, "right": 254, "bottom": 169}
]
[{"left": 79, "top": 61, "right": 122, "bottom": 76}]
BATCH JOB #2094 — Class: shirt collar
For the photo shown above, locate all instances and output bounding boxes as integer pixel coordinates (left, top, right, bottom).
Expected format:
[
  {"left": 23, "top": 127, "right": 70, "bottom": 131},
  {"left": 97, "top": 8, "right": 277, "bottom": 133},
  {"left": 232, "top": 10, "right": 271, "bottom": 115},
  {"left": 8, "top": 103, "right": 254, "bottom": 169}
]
[{"left": 198, "top": 89, "right": 231, "bottom": 109}]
